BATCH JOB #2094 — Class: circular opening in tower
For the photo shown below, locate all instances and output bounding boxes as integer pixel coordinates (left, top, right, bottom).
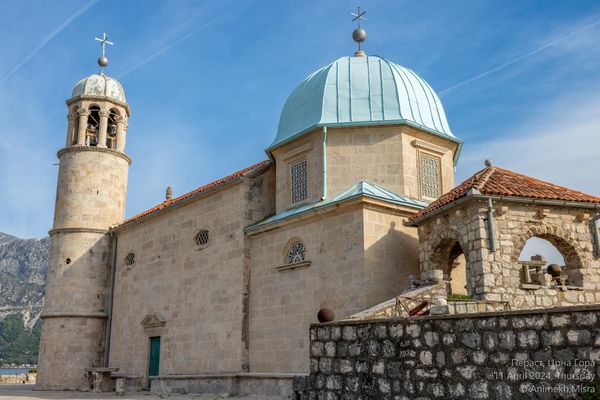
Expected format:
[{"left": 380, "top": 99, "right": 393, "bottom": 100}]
[{"left": 65, "top": 258, "right": 71, "bottom": 265}]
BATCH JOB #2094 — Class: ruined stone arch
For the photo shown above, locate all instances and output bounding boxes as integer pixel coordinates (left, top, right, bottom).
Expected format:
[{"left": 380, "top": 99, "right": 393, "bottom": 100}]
[
  {"left": 513, "top": 223, "right": 585, "bottom": 287},
  {"left": 427, "top": 228, "right": 473, "bottom": 295}
]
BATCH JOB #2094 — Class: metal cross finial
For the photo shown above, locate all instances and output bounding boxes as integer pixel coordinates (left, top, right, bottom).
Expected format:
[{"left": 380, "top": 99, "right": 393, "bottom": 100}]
[
  {"left": 351, "top": 7, "right": 367, "bottom": 56},
  {"left": 94, "top": 32, "right": 113, "bottom": 73},
  {"left": 351, "top": 6, "right": 366, "bottom": 28}
]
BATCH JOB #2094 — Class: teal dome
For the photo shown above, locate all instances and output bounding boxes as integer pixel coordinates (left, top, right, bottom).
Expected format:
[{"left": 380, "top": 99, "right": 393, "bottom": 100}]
[{"left": 271, "top": 55, "right": 459, "bottom": 150}]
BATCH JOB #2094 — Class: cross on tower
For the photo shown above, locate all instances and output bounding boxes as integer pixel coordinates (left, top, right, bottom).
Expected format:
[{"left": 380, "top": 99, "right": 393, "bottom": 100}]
[
  {"left": 95, "top": 32, "right": 113, "bottom": 73},
  {"left": 95, "top": 32, "right": 113, "bottom": 57},
  {"left": 351, "top": 6, "right": 366, "bottom": 28},
  {"left": 351, "top": 7, "right": 367, "bottom": 56}
]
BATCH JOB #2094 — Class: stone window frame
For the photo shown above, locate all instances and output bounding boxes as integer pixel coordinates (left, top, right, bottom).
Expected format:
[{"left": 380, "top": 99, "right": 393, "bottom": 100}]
[
  {"left": 417, "top": 150, "right": 442, "bottom": 201},
  {"left": 288, "top": 157, "right": 309, "bottom": 207},
  {"left": 194, "top": 228, "right": 211, "bottom": 250},
  {"left": 277, "top": 237, "right": 311, "bottom": 271}
]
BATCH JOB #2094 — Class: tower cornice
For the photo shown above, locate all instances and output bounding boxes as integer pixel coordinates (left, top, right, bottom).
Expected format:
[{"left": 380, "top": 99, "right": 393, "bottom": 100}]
[
  {"left": 57, "top": 145, "right": 132, "bottom": 165},
  {"left": 67, "top": 95, "right": 131, "bottom": 117}
]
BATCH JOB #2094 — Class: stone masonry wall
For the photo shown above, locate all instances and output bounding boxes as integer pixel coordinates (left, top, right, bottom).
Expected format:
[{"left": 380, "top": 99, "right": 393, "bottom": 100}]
[
  {"left": 417, "top": 199, "right": 600, "bottom": 310},
  {"left": 293, "top": 305, "right": 600, "bottom": 399}
]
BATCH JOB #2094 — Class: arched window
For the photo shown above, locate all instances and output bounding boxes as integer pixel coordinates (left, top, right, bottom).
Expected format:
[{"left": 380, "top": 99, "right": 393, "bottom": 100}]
[
  {"left": 518, "top": 236, "right": 582, "bottom": 286},
  {"left": 70, "top": 106, "right": 79, "bottom": 145},
  {"left": 86, "top": 106, "right": 101, "bottom": 146},
  {"left": 107, "top": 108, "right": 120, "bottom": 149},
  {"left": 517, "top": 233, "right": 585, "bottom": 288},
  {"left": 287, "top": 241, "right": 306, "bottom": 264}
]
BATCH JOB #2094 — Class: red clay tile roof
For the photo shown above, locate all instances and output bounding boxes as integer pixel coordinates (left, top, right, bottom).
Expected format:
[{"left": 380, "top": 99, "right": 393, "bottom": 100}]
[
  {"left": 118, "top": 160, "right": 271, "bottom": 227},
  {"left": 410, "top": 166, "right": 600, "bottom": 222}
]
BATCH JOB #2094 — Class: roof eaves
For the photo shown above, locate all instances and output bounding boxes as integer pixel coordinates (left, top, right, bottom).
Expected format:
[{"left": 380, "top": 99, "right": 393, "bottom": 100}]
[
  {"left": 245, "top": 189, "right": 425, "bottom": 234},
  {"left": 115, "top": 160, "right": 270, "bottom": 232}
]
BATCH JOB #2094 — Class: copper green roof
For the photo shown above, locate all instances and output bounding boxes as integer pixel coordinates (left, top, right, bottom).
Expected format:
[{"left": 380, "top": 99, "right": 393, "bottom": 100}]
[
  {"left": 245, "top": 181, "right": 427, "bottom": 232},
  {"left": 270, "top": 55, "right": 461, "bottom": 161}
]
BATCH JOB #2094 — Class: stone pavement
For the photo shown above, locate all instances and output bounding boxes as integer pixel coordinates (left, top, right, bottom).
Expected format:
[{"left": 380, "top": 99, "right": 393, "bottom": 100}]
[{"left": 0, "top": 385, "right": 291, "bottom": 400}]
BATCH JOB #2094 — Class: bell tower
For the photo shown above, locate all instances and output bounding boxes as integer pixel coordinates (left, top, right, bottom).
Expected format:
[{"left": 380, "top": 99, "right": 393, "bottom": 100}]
[{"left": 36, "top": 33, "right": 131, "bottom": 390}]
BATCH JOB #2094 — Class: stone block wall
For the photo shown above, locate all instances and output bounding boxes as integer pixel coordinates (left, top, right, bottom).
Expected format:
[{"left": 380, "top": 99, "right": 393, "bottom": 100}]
[{"left": 293, "top": 305, "right": 600, "bottom": 399}]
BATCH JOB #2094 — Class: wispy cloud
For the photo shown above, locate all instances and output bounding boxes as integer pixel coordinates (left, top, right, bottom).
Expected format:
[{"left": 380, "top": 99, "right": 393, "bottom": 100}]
[
  {"left": 119, "top": 13, "right": 226, "bottom": 78},
  {"left": 0, "top": 0, "right": 98, "bottom": 84},
  {"left": 439, "top": 15, "right": 600, "bottom": 97},
  {"left": 458, "top": 79, "right": 600, "bottom": 193}
]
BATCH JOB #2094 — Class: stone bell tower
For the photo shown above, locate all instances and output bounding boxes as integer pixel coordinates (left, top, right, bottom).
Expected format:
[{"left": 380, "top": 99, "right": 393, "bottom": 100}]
[{"left": 36, "top": 33, "right": 131, "bottom": 390}]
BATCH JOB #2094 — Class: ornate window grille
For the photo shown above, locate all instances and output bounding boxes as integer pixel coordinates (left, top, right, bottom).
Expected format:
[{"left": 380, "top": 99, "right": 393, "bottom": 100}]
[
  {"left": 420, "top": 154, "right": 441, "bottom": 199},
  {"left": 195, "top": 229, "right": 210, "bottom": 248},
  {"left": 287, "top": 241, "right": 306, "bottom": 264},
  {"left": 125, "top": 252, "right": 135, "bottom": 266},
  {"left": 290, "top": 160, "right": 308, "bottom": 204}
]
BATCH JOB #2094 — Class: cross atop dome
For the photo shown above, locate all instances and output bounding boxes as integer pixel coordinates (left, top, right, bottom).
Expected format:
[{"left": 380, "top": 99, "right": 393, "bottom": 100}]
[
  {"left": 95, "top": 32, "right": 113, "bottom": 73},
  {"left": 351, "top": 6, "right": 367, "bottom": 57}
]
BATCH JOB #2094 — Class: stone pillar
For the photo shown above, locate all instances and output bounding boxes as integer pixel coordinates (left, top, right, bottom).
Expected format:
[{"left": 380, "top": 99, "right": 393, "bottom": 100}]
[
  {"left": 116, "top": 117, "right": 126, "bottom": 152},
  {"left": 65, "top": 113, "right": 76, "bottom": 147},
  {"left": 97, "top": 110, "right": 110, "bottom": 148},
  {"left": 76, "top": 110, "right": 89, "bottom": 146}
]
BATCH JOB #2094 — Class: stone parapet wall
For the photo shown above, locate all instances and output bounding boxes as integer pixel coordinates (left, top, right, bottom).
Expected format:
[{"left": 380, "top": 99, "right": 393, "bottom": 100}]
[
  {"left": 0, "top": 373, "right": 35, "bottom": 384},
  {"left": 293, "top": 305, "right": 600, "bottom": 399},
  {"left": 150, "top": 373, "right": 296, "bottom": 396}
]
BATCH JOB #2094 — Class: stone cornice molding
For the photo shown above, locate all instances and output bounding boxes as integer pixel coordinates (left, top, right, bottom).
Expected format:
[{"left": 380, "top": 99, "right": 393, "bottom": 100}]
[
  {"left": 58, "top": 145, "right": 132, "bottom": 165},
  {"left": 49, "top": 227, "right": 109, "bottom": 236},
  {"left": 411, "top": 139, "right": 448, "bottom": 155},
  {"left": 67, "top": 95, "right": 131, "bottom": 117}
]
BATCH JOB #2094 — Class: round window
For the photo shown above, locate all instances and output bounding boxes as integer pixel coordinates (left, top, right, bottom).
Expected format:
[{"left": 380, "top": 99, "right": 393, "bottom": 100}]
[{"left": 125, "top": 252, "right": 135, "bottom": 266}]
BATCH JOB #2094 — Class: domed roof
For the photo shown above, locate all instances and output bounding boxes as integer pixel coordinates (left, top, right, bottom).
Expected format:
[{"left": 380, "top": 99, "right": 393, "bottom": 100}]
[
  {"left": 271, "top": 55, "right": 459, "bottom": 150},
  {"left": 72, "top": 73, "right": 126, "bottom": 103}
]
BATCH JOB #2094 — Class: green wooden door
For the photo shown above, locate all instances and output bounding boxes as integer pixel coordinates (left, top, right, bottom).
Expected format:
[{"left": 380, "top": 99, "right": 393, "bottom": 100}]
[{"left": 148, "top": 337, "right": 160, "bottom": 377}]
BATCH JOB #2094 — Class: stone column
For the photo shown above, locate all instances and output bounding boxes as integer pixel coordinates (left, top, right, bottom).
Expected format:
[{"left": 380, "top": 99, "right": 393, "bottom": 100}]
[
  {"left": 116, "top": 117, "right": 127, "bottom": 152},
  {"left": 97, "top": 110, "right": 110, "bottom": 148},
  {"left": 76, "top": 110, "right": 89, "bottom": 146},
  {"left": 65, "top": 113, "right": 76, "bottom": 147}
]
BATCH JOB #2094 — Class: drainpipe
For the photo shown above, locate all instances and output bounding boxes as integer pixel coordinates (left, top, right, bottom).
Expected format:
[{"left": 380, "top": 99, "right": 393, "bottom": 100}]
[
  {"left": 487, "top": 198, "right": 497, "bottom": 252},
  {"left": 592, "top": 208, "right": 600, "bottom": 259},
  {"left": 104, "top": 230, "right": 118, "bottom": 367},
  {"left": 321, "top": 126, "right": 327, "bottom": 200}
]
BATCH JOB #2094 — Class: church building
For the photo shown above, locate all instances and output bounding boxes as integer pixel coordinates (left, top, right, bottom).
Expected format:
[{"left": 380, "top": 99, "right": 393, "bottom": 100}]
[{"left": 36, "top": 22, "right": 600, "bottom": 396}]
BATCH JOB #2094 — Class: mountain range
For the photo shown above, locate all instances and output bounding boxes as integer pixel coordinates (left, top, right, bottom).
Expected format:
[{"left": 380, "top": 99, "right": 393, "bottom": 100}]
[{"left": 0, "top": 231, "right": 49, "bottom": 366}]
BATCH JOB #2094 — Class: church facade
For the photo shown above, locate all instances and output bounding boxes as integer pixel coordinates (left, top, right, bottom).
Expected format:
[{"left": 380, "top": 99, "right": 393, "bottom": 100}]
[{"left": 36, "top": 34, "right": 600, "bottom": 394}]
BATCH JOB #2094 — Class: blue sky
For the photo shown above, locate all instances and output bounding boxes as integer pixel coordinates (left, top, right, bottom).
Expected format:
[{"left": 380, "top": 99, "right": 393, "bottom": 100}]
[{"left": 1, "top": 0, "right": 599, "bottom": 262}]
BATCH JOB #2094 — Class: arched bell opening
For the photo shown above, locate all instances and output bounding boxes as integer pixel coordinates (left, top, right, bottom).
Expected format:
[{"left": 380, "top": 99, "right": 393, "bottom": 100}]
[
  {"left": 69, "top": 106, "right": 80, "bottom": 146},
  {"left": 86, "top": 106, "right": 101, "bottom": 147},
  {"left": 107, "top": 108, "right": 120, "bottom": 149}
]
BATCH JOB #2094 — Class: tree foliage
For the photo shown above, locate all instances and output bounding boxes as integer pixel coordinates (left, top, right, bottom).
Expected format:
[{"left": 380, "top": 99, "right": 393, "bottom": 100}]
[{"left": 0, "top": 314, "right": 40, "bottom": 365}]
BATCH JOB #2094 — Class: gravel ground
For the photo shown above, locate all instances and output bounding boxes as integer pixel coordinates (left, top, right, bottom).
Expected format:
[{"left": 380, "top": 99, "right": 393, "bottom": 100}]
[{"left": 0, "top": 385, "right": 291, "bottom": 400}]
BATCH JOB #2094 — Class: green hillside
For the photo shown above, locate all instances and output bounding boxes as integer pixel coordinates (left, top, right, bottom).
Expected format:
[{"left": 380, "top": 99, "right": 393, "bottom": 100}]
[{"left": 0, "top": 314, "right": 41, "bottom": 365}]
